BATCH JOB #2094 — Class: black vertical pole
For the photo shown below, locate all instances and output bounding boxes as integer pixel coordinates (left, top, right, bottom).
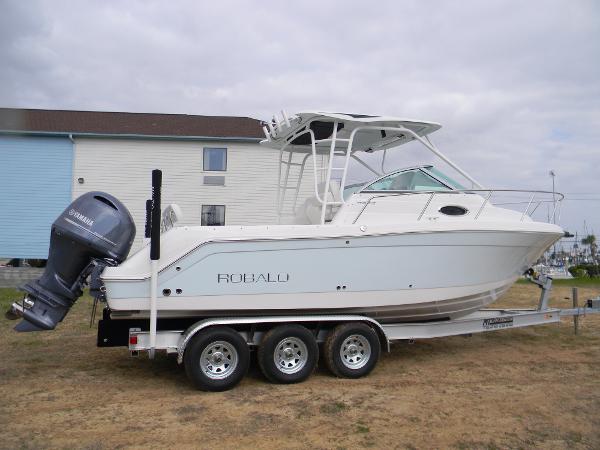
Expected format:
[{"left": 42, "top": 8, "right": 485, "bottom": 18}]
[
  {"left": 150, "top": 169, "right": 162, "bottom": 261},
  {"left": 145, "top": 199, "right": 153, "bottom": 239}
]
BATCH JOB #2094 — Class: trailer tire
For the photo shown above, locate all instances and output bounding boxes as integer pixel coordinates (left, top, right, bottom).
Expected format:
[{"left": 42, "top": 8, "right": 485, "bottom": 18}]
[
  {"left": 184, "top": 326, "right": 249, "bottom": 392},
  {"left": 324, "top": 323, "right": 380, "bottom": 378},
  {"left": 258, "top": 324, "right": 318, "bottom": 384}
]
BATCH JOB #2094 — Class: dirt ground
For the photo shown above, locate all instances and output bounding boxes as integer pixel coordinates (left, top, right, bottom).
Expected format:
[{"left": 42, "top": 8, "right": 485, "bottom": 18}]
[{"left": 1, "top": 283, "right": 600, "bottom": 450}]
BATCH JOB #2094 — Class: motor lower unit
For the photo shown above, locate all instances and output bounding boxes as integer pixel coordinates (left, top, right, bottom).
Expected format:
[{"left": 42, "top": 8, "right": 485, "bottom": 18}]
[{"left": 9, "top": 191, "right": 135, "bottom": 331}]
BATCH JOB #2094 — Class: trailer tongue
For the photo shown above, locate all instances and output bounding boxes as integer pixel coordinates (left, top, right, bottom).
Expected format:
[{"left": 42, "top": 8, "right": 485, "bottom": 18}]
[{"left": 8, "top": 191, "right": 135, "bottom": 331}]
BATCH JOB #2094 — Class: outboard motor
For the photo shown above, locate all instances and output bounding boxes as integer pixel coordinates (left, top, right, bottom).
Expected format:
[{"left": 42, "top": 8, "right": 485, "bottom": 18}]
[{"left": 8, "top": 192, "right": 135, "bottom": 332}]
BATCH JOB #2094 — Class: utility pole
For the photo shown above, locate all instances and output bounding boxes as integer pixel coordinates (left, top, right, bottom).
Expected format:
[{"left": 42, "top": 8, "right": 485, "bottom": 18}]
[
  {"left": 574, "top": 231, "right": 579, "bottom": 264},
  {"left": 549, "top": 170, "right": 557, "bottom": 264},
  {"left": 549, "top": 170, "right": 556, "bottom": 224}
]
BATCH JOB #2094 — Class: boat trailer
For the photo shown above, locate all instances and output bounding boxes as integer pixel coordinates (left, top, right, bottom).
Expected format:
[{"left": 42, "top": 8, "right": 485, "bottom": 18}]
[{"left": 125, "top": 274, "right": 600, "bottom": 359}]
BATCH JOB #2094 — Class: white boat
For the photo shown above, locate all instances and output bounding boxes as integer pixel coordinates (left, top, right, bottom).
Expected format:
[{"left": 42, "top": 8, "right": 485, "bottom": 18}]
[
  {"left": 533, "top": 264, "right": 573, "bottom": 279},
  {"left": 97, "top": 112, "right": 564, "bottom": 323}
]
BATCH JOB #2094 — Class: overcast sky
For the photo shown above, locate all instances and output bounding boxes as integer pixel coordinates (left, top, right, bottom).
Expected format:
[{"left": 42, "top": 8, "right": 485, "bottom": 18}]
[{"left": 1, "top": 0, "right": 599, "bottom": 240}]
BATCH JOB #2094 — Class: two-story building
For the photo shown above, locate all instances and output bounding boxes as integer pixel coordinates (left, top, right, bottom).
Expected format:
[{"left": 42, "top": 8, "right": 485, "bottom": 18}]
[{"left": 0, "top": 108, "right": 318, "bottom": 258}]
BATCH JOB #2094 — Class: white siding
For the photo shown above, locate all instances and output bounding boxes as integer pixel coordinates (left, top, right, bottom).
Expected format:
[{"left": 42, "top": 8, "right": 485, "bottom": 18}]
[{"left": 72, "top": 138, "right": 321, "bottom": 251}]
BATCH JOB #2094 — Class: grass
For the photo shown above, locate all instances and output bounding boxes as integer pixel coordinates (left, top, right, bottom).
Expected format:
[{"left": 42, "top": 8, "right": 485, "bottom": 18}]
[
  {"left": 355, "top": 423, "right": 370, "bottom": 434},
  {"left": 454, "top": 440, "right": 500, "bottom": 450},
  {"left": 319, "top": 400, "right": 348, "bottom": 415},
  {"left": 1, "top": 283, "right": 600, "bottom": 449},
  {"left": 0, "top": 287, "right": 20, "bottom": 311}
]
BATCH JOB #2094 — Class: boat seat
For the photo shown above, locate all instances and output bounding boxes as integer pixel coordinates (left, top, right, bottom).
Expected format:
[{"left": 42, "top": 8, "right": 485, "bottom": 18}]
[{"left": 301, "top": 181, "right": 342, "bottom": 224}]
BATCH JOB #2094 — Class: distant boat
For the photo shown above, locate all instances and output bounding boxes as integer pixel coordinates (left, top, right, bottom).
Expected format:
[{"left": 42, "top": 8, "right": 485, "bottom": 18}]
[{"left": 533, "top": 264, "right": 573, "bottom": 279}]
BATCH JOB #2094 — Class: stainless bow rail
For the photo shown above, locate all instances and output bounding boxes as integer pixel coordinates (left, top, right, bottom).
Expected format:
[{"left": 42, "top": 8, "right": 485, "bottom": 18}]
[{"left": 352, "top": 189, "right": 565, "bottom": 224}]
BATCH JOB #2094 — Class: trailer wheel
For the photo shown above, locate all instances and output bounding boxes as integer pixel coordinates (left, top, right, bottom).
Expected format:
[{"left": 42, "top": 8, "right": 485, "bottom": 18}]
[
  {"left": 258, "top": 324, "right": 318, "bottom": 384},
  {"left": 184, "top": 326, "right": 249, "bottom": 391},
  {"left": 324, "top": 323, "right": 380, "bottom": 378}
]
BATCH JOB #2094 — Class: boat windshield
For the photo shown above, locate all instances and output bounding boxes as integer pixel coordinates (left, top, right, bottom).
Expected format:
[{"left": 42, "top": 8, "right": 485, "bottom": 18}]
[
  {"left": 362, "top": 168, "right": 452, "bottom": 192},
  {"left": 426, "top": 167, "right": 466, "bottom": 190}
]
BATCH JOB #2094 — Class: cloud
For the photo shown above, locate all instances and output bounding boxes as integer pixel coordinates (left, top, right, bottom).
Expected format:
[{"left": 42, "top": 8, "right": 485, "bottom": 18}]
[{"left": 1, "top": 0, "right": 599, "bottom": 234}]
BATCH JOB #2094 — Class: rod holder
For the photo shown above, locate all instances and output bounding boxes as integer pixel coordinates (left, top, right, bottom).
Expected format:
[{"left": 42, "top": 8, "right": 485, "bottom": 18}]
[
  {"left": 144, "top": 199, "right": 152, "bottom": 239},
  {"left": 150, "top": 170, "right": 162, "bottom": 261}
]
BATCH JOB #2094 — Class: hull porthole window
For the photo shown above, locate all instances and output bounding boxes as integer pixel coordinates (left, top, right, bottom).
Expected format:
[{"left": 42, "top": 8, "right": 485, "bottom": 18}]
[{"left": 439, "top": 205, "right": 468, "bottom": 216}]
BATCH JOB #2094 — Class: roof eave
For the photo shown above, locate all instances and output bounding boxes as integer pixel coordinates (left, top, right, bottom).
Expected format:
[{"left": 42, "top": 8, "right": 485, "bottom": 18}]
[{"left": 0, "top": 129, "right": 263, "bottom": 142}]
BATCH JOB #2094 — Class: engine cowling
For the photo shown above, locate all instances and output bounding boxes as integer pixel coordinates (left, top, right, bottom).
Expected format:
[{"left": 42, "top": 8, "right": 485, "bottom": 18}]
[{"left": 11, "top": 191, "right": 135, "bottom": 331}]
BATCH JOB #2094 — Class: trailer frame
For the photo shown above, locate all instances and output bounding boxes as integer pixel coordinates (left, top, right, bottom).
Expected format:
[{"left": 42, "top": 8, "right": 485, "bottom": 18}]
[{"left": 123, "top": 275, "right": 600, "bottom": 360}]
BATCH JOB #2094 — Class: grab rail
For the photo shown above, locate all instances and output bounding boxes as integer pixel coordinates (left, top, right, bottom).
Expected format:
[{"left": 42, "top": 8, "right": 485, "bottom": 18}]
[{"left": 352, "top": 189, "right": 564, "bottom": 224}]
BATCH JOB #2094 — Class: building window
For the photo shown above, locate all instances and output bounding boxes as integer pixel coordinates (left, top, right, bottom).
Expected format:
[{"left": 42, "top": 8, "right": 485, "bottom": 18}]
[
  {"left": 201, "top": 205, "right": 226, "bottom": 226},
  {"left": 203, "top": 147, "right": 227, "bottom": 171}
]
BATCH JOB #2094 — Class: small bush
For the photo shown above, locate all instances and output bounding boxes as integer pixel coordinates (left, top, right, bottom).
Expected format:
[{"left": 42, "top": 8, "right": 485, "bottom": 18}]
[
  {"left": 568, "top": 267, "right": 588, "bottom": 278},
  {"left": 568, "top": 264, "right": 600, "bottom": 278}
]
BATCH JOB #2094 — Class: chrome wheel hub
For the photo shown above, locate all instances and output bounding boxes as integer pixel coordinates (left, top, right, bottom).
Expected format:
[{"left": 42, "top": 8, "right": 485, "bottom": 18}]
[
  {"left": 211, "top": 351, "right": 224, "bottom": 364},
  {"left": 340, "top": 334, "right": 371, "bottom": 369},
  {"left": 274, "top": 337, "right": 308, "bottom": 374},
  {"left": 200, "top": 341, "right": 238, "bottom": 380}
]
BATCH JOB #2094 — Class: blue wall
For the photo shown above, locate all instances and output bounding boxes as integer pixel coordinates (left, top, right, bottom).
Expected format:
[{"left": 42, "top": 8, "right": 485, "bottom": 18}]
[{"left": 0, "top": 135, "right": 73, "bottom": 258}]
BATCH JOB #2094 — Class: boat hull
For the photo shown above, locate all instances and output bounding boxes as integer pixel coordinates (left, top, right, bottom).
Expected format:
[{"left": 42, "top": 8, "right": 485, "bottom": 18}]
[
  {"left": 103, "top": 227, "right": 561, "bottom": 323},
  {"left": 108, "top": 280, "right": 513, "bottom": 323}
]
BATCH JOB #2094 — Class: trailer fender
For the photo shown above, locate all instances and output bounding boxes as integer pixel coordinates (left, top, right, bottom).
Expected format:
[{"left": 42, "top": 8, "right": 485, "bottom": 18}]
[{"left": 177, "top": 315, "right": 390, "bottom": 364}]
